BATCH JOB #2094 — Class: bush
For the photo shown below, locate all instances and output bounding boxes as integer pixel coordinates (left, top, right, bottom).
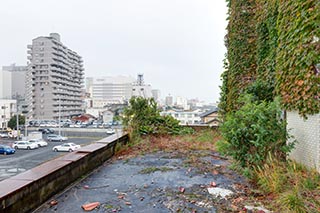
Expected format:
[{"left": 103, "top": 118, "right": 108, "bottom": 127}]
[
  {"left": 220, "top": 95, "right": 295, "bottom": 168},
  {"left": 121, "top": 97, "right": 193, "bottom": 138}
]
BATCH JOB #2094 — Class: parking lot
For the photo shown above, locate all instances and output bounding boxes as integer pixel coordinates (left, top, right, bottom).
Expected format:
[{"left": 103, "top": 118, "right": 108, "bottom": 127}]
[{"left": 0, "top": 131, "right": 107, "bottom": 181}]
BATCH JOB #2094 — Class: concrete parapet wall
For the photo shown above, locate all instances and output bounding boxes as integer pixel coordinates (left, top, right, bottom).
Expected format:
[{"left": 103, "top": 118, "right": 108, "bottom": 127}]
[
  {"left": 182, "top": 124, "right": 218, "bottom": 132},
  {"left": 287, "top": 111, "right": 320, "bottom": 172},
  {"left": 0, "top": 132, "right": 129, "bottom": 213}
]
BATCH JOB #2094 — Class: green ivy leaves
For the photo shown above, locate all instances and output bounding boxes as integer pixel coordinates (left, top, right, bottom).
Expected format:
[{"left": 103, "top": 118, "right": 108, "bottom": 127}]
[{"left": 220, "top": 0, "right": 319, "bottom": 118}]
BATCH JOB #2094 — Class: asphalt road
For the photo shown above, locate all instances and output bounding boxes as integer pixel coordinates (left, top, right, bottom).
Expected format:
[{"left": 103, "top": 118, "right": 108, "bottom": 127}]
[{"left": 0, "top": 132, "right": 107, "bottom": 181}]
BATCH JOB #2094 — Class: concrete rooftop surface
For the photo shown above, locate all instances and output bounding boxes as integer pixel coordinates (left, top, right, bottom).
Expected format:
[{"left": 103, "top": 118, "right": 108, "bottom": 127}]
[{"left": 34, "top": 151, "right": 251, "bottom": 213}]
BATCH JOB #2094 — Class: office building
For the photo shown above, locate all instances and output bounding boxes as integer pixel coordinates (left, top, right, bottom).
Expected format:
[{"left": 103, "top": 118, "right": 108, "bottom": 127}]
[
  {"left": 176, "top": 96, "right": 189, "bottom": 110},
  {"left": 0, "top": 70, "right": 12, "bottom": 99},
  {"left": 86, "top": 75, "right": 135, "bottom": 104},
  {"left": 151, "top": 89, "right": 161, "bottom": 102},
  {"left": 26, "top": 33, "right": 84, "bottom": 120},
  {"left": 2, "top": 64, "right": 27, "bottom": 99},
  {"left": 165, "top": 95, "right": 174, "bottom": 107},
  {"left": 132, "top": 74, "right": 153, "bottom": 99}
]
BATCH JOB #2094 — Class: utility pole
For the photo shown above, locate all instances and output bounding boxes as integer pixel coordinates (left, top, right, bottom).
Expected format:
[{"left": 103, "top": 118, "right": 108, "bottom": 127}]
[
  {"left": 16, "top": 93, "right": 20, "bottom": 140},
  {"left": 25, "top": 115, "right": 28, "bottom": 138},
  {"left": 16, "top": 113, "right": 19, "bottom": 140},
  {"left": 58, "top": 85, "right": 61, "bottom": 136}
]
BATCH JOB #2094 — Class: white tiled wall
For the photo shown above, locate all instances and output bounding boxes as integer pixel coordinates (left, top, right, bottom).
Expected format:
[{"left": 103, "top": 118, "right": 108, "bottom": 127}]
[{"left": 287, "top": 111, "right": 320, "bottom": 172}]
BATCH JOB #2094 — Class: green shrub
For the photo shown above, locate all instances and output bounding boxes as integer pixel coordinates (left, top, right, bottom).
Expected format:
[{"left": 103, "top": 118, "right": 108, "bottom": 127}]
[
  {"left": 121, "top": 97, "right": 193, "bottom": 138},
  {"left": 220, "top": 95, "right": 295, "bottom": 168}
]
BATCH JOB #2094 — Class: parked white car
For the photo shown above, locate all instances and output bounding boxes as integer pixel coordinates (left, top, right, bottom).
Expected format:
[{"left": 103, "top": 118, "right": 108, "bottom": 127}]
[
  {"left": 12, "top": 141, "right": 38, "bottom": 150},
  {"left": 28, "top": 139, "right": 48, "bottom": 147},
  {"left": 52, "top": 143, "right": 81, "bottom": 152},
  {"left": 0, "top": 133, "right": 9, "bottom": 138},
  {"left": 106, "top": 128, "right": 115, "bottom": 135},
  {"left": 47, "top": 134, "right": 68, "bottom": 142}
]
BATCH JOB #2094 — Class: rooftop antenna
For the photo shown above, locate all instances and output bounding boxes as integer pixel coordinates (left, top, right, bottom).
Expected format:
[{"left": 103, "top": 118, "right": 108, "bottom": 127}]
[{"left": 137, "top": 74, "right": 144, "bottom": 86}]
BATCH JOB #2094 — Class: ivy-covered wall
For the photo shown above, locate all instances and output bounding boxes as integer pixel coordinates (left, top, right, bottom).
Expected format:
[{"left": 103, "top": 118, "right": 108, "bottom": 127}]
[
  {"left": 220, "top": 0, "right": 257, "bottom": 115},
  {"left": 276, "top": 0, "right": 320, "bottom": 117},
  {"left": 220, "top": 0, "right": 320, "bottom": 118}
]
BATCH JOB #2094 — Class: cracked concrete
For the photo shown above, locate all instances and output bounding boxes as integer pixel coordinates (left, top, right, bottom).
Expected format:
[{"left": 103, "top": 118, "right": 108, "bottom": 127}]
[{"left": 34, "top": 151, "right": 251, "bottom": 213}]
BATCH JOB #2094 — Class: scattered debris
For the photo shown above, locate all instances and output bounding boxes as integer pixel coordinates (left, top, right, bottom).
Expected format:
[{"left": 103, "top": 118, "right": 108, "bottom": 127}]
[
  {"left": 210, "top": 181, "right": 217, "bottom": 187},
  {"left": 179, "top": 187, "right": 185, "bottom": 193},
  {"left": 36, "top": 151, "right": 253, "bottom": 213},
  {"left": 81, "top": 202, "right": 100, "bottom": 211},
  {"left": 207, "top": 187, "right": 234, "bottom": 199},
  {"left": 244, "top": 205, "right": 271, "bottom": 213},
  {"left": 83, "top": 184, "right": 109, "bottom": 190},
  {"left": 212, "top": 170, "right": 219, "bottom": 175},
  {"left": 117, "top": 195, "right": 124, "bottom": 199},
  {"left": 186, "top": 168, "right": 192, "bottom": 174},
  {"left": 49, "top": 200, "right": 58, "bottom": 206}
]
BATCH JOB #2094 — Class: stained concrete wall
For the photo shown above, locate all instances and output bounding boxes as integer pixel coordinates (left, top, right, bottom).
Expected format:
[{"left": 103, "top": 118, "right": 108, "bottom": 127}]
[
  {"left": 287, "top": 111, "right": 320, "bottom": 172},
  {"left": 0, "top": 132, "right": 129, "bottom": 213}
]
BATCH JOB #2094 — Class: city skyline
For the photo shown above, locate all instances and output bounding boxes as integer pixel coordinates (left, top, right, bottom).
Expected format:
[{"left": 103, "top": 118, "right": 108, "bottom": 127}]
[{"left": 0, "top": 0, "right": 228, "bottom": 103}]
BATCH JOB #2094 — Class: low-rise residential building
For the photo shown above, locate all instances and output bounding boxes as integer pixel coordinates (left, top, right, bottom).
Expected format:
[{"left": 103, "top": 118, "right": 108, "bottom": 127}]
[
  {"left": 199, "top": 108, "right": 220, "bottom": 126},
  {"left": 161, "top": 108, "right": 202, "bottom": 125},
  {"left": 0, "top": 99, "right": 17, "bottom": 129}
]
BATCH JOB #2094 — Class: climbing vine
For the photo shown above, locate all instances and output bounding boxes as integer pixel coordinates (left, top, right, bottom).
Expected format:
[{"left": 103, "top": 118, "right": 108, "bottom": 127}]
[
  {"left": 220, "top": 0, "right": 320, "bottom": 118},
  {"left": 219, "top": 0, "right": 257, "bottom": 115},
  {"left": 276, "top": 0, "right": 320, "bottom": 117}
]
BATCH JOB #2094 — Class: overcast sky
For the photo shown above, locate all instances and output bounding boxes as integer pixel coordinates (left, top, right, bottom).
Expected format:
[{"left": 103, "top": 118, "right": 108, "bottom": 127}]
[{"left": 0, "top": 0, "right": 228, "bottom": 103}]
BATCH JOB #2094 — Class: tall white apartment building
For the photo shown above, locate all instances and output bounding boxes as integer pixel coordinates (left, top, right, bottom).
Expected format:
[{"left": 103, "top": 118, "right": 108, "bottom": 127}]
[
  {"left": 26, "top": 33, "right": 84, "bottom": 120},
  {"left": 86, "top": 76, "right": 135, "bottom": 104}
]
